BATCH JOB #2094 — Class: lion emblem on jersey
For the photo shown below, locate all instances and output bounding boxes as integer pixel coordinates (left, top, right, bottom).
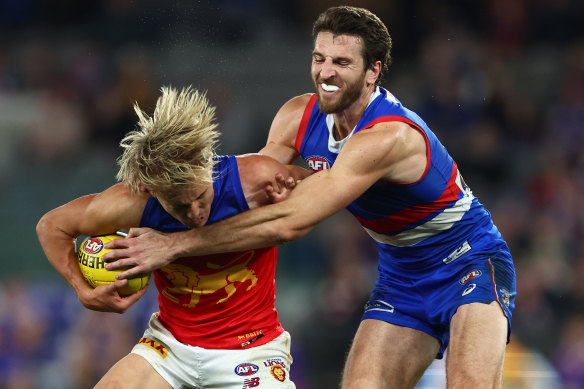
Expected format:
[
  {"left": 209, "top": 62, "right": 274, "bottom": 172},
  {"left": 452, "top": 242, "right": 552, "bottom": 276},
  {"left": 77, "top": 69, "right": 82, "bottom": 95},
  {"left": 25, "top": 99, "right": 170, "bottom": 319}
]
[
  {"left": 160, "top": 251, "right": 258, "bottom": 308},
  {"left": 270, "top": 364, "right": 286, "bottom": 382}
]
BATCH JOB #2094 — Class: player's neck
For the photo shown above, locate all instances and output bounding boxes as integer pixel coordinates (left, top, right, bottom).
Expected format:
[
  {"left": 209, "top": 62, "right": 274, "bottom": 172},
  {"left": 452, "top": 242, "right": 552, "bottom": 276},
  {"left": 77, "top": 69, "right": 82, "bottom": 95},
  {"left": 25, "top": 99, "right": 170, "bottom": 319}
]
[{"left": 332, "top": 86, "right": 375, "bottom": 139}]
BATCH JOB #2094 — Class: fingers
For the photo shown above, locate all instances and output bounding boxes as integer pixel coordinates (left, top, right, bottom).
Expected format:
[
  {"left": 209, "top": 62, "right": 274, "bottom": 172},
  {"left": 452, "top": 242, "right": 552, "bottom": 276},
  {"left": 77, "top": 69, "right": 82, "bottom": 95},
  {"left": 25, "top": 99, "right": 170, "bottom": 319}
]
[
  {"left": 276, "top": 173, "right": 296, "bottom": 190},
  {"left": 101, "top": 282, "right": 119, "bottom": 294},
  {"left": 103, "top": 238, "right": 129, "bottom": 251},
  {"left": 92, "top": 282, "right": 148, "bottom": 313},
  {"left": 266, "top": 185, "right": 284, "bottom": 204},
  {"left": 114, "top": 266, "right": 144, "bottom": 280},
  {"left": 128, "top": 227, "right": 149, "bottom": 238},
  {"left": 113, "top": 279, "right": 128, "bottom": 289},
  {"left": 102, "top": 249, "right": 129, "bottom": 263},
  {"left": 274, "top": 173, "right": 286, "bottom": 191},
  {"left": 284, "top": 176, "right": 296, "bottom": 189}
]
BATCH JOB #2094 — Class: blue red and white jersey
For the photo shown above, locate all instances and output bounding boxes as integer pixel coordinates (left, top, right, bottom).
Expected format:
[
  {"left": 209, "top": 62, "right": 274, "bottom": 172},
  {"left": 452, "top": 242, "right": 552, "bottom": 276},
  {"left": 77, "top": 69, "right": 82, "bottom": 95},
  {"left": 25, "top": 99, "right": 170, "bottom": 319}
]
[
  {"left": 295, "top": 87, "right": 511, "bottom": 268},
  {"left": 140, "top": 155, "right": 283, "bottom": 349}
]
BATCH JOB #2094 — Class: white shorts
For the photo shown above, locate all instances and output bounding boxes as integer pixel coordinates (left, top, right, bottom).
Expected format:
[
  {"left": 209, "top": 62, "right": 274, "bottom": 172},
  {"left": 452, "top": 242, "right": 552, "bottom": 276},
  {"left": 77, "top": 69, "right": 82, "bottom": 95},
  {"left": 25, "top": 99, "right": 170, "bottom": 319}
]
[{"left": 131, "top": 313, "right": 296, "bottom": 389}]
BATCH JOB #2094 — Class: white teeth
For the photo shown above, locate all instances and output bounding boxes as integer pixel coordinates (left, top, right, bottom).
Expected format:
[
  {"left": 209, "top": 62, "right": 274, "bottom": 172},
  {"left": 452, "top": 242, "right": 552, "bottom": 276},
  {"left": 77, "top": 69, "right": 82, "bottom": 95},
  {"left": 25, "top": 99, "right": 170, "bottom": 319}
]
[{"left": 321, "top": 83, "right": 339, "bottom": 92}]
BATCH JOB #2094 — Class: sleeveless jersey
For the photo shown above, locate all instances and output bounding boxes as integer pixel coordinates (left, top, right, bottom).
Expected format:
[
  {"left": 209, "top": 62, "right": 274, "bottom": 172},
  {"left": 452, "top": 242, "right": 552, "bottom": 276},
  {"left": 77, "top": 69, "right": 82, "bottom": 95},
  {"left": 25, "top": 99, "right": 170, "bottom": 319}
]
[
  {"left": 140, "top": 155, "right": 283, "bottom": 349},
  {"left": 295, "top": 87, "right": 511, "bottom": 270}
]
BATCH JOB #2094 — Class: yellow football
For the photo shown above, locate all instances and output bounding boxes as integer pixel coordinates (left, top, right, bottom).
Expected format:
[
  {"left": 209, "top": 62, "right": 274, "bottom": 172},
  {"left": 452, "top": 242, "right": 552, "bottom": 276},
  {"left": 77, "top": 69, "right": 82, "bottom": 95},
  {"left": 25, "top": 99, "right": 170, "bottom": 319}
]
[{"left": 77, "top": 234, "right": 151, "bottom": 296}]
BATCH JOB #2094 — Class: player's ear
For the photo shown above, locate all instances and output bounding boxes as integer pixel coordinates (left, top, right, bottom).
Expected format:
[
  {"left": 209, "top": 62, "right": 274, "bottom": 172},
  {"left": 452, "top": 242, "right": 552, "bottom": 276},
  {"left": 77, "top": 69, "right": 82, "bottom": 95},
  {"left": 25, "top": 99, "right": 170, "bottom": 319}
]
[
  {"left": 366, "top": 60, "right": 382, "bottom": 86},
  {"left": 139, "top": 182, "right": 151, "bottom": 194}
]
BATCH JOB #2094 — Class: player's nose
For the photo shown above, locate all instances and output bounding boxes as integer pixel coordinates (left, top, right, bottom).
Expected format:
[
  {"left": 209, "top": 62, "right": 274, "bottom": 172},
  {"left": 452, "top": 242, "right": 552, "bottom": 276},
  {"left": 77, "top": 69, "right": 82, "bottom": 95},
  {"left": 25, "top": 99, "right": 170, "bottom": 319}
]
[
  {"left": 320, "top": 58, "right": 335, "bottom": 79},
  {"left": 186, "top": 205, "right": 200, "bottom": 220}
]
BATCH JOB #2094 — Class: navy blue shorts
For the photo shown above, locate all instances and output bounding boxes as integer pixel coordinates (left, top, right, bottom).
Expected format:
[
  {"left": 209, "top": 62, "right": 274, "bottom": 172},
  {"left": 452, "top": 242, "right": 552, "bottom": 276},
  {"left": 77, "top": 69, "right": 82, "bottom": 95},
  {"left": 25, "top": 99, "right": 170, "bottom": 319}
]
[{"left": 362, "top": 255, "right": 516, "bottom": 358}]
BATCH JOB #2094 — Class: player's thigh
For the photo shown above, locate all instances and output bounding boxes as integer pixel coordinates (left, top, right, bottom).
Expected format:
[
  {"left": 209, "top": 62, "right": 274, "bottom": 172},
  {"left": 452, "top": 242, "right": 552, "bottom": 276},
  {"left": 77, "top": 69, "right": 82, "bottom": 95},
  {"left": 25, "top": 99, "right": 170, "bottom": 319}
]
[
  {"left": 447, "top": 301, "right": 507, "bottom": 389},
  {"left": 342, "top": 318, "right": 440, "bottom": 389},
  {"left": 94, "top": 353, "right": 172, "bottom": 389}
]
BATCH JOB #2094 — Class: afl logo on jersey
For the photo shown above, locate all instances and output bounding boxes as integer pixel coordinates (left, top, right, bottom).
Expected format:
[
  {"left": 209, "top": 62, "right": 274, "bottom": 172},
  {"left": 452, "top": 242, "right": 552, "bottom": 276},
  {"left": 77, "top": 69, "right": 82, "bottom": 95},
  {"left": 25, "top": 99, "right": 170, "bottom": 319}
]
[
  {"left": 234, "top": 363, "right": 259, "bottom": 376},
  {"left": 459, "top": 269, "right": 481, "bottom": 285},
  {"left": 307, "top": 156, "right": 331, "bottom": 171},
  {"left": 83, "top": 238, "right": 104, "bottom": 254}
]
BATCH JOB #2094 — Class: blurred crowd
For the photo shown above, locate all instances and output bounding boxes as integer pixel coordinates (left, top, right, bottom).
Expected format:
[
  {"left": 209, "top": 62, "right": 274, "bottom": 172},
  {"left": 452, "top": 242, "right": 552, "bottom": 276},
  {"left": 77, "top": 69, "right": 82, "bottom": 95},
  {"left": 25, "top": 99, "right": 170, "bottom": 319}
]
[{"left": 1, "top": 0, "right": 583, "bottom": 388}]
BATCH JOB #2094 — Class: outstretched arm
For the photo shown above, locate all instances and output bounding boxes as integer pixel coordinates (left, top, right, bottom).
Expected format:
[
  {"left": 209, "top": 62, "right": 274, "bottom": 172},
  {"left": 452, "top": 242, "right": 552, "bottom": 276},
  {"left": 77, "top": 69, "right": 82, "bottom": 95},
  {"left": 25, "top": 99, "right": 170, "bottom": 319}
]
[
  {"left": 36, "top": 183, "right": 149, "bottom": 313},
  {"left": 103, "top": 120, "right": 427, "bottom": 279}
]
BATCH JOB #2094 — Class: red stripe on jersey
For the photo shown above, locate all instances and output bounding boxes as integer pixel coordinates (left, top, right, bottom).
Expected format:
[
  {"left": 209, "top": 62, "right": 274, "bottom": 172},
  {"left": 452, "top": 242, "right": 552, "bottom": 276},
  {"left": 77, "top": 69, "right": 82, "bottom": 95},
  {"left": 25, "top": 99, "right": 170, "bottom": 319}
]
[
  {"left": 488, "top": 258, "right": 508, "bottom": 318},
  {"left": 295, "top": 94, "right": 317, "bottom": 152},
  {"left": 356, "top": 162, "right": 461, "bottom": 233}
]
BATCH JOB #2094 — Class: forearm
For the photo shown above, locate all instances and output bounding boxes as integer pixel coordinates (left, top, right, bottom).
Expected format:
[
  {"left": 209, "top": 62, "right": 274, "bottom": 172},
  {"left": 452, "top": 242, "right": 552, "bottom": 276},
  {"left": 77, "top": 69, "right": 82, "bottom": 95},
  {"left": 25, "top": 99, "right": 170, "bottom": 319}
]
[
  {"left": 170, "top": 170, "right": 349, "bottom": 258},
  {"left": 171, "top": 201, "right": 311, "bottom": 258},
  {"left": 36, "top": 213, "right": 92, "bottom": 297}
]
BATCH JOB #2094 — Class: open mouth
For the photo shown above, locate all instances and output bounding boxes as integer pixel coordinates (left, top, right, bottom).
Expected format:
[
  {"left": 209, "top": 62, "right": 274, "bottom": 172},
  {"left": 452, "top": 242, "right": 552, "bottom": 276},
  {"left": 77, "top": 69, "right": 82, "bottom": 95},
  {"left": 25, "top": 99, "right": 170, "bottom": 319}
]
[{"left": 321, "top": 82, "right": 340, "bottom": 92}]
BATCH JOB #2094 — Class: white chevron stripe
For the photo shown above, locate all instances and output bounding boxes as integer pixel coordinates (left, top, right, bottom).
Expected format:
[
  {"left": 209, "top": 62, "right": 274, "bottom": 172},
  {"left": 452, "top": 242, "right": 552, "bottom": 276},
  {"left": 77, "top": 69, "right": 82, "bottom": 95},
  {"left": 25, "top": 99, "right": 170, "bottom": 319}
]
[{"left": 362, "top": 171, "right": 474, "bottom": 247}]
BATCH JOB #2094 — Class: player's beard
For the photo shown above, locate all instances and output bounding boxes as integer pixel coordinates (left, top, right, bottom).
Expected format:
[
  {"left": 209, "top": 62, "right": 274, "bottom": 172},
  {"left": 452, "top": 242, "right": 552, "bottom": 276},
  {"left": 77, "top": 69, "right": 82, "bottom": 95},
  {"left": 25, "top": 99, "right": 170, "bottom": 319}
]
[{"left": 314, "top": 71, "right": 367, "bottom": 114}]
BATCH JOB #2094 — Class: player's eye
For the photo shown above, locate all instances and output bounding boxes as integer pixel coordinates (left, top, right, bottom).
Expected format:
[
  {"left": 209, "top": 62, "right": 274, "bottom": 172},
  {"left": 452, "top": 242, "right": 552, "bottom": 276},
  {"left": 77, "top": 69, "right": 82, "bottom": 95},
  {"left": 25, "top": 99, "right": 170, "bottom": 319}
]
[
  {"left": 173, "top": 203, "right": 190, "bottom": 211},
  {"left": 197, "top": 190, "right": 207, "bottom": 200}
]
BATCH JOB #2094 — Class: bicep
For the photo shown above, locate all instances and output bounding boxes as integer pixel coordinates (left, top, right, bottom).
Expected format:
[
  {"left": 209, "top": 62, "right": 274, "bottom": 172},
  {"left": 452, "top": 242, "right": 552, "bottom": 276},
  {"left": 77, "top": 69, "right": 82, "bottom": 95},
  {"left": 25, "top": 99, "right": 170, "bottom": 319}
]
[
  {"left": 81, "top": 184, "right": 147, "bottom": 234},
  {"left": 282, "top": 129, "right": 399, "bottom": 226},
  {"left": 259, "top": 142, "right": 298, "bottom": 165},
  {"left": 51, "top": 184, "right": 146, "bottom": 238}
]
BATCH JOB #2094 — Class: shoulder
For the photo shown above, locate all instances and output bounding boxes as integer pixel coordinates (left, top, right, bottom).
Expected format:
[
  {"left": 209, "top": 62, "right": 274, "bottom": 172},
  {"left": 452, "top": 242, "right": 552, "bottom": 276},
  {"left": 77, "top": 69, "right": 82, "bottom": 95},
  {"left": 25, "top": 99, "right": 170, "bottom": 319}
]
[
  {"left": 280, "top": 93, "right": 315, "bottom": 112},
  {"left": 79, "top": 183, "right": 150, "bottom": 232},
  {"left": 97, "top": 182, "right": 150, "bottom": 204},
  {"left": 89, "top": 183, "right": 150, "bottom": 219},
  {"left": 354, "top": 120, "right": 424, "bottom": 149},
  {"left": 235, "top": 154, "right": 287, "bottom": 183},
  {"left": 346, "top": 121, "right": 428, "bottom": 182},
  {"left": 273, "top": 94, "right": 315, "bottom": 124},
  {"left": 235, "top": 154, "right": 291, "bottom": 208}
]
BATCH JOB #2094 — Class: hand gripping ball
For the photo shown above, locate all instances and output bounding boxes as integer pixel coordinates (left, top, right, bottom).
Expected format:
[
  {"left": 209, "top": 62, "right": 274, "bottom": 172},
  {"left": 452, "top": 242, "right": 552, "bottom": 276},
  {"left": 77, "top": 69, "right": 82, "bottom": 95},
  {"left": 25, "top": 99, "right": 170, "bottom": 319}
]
[{"left": 77, "top": 234, "right": 151, "bottom": 296}]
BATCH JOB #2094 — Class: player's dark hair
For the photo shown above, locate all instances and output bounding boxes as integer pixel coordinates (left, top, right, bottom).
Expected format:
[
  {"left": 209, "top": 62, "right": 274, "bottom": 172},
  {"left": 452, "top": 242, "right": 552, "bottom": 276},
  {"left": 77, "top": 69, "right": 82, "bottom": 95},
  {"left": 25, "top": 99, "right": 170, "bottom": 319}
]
[{"left": 312, "top": 6, "right": 392, "bottom": 85}]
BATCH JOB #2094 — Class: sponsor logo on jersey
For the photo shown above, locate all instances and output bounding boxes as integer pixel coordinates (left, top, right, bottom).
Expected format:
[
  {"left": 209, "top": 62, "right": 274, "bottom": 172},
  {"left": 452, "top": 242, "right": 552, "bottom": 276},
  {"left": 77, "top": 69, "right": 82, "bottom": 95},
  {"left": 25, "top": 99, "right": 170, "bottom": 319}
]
[
  {"left": 264, "top": 358, "right": 287, "bottom": 369},
  {"left": 499, "top": 288, "right": 511, "bottom": 307},
  {"left": 443, "top": 241, "right": 471, "bottom": 264},
  {"left": 83, "top": 238, "right": 104, "bottom": 254},
  {"left": 137, "top": 337, "right": 168, "bottom": 358},
  {"left": 238, "top": 330, "right": 263, "bottom": 341},
  {"left": 459, "top": 269, "right": 482, "bottom": 285},
  {"left": 242, "top": 377, "right": 260, "bottom": 388},
  {"left": 462, "top": 283, "right": 476, "bottom": 296},
  {"left": 234, "top": 363, "right": 259, "bottom": 376},
  {"left": 364, "top": 299, "right": 394, "bottom": 313},
  {"left": 240, "top": 333, "right": 264, "bottom": 348},
  {"left": 269, "top": 364, "right": 286, "bottom": 382},
  {"left": 306, "top": 156, "right": 331, "bottom": 171}
]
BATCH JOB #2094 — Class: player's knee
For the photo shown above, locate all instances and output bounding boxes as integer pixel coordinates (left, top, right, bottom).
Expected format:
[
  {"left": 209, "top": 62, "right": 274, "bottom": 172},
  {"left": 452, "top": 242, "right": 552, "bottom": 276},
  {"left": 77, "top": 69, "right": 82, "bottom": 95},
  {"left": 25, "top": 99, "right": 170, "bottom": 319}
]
[{"left": 447, "top": 368, "right": 503, "bottom": 389}]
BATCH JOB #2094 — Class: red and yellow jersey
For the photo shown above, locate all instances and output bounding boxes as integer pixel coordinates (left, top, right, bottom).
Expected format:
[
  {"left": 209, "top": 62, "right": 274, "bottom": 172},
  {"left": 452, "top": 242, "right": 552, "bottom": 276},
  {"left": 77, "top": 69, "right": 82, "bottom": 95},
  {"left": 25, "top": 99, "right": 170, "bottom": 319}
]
[
  {"left": 140, "top": 156, "right": 283, "bottom": 349},
  {"left": 155, "top": 247, "right": 282, "bottom": 349}
]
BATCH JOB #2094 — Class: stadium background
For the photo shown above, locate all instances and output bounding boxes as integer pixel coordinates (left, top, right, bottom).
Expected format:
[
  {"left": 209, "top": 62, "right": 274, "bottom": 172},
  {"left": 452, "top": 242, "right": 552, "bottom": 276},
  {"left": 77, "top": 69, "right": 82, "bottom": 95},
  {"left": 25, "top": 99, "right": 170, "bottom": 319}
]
[{"left": 0, "top": 0, "right": 583, "bottom": 387}]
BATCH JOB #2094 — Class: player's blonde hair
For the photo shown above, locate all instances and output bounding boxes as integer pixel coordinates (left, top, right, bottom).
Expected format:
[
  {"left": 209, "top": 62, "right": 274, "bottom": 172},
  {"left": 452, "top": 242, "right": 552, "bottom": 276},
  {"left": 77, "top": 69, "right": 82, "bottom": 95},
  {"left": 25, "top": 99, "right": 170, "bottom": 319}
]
[{"left": 117, "top": 86, "right": 220, "bottom": 197}]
